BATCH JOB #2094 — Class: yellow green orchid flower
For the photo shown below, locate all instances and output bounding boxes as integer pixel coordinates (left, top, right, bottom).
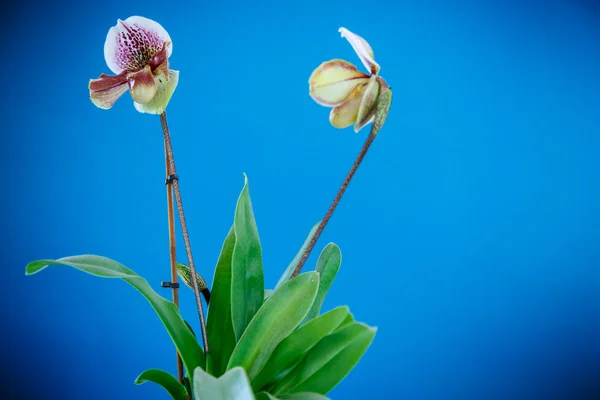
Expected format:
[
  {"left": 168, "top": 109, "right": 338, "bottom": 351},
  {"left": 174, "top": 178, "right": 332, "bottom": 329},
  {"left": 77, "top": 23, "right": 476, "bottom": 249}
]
[
  {"left": 309, "top": 27, "right": 389, "bottom": 133},
  {"left": 88, "top": 16, "right": 179, "bottom": 115}
]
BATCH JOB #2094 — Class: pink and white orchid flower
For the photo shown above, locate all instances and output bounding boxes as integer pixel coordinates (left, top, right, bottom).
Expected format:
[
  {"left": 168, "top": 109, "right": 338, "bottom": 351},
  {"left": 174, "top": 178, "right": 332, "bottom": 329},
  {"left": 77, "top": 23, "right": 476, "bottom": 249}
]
[
  {"left": 309, "top": 27, "right": 389, "bottom": 133},
  {"left": 89, "top": 16, "right": 179, "bottom": 115}
]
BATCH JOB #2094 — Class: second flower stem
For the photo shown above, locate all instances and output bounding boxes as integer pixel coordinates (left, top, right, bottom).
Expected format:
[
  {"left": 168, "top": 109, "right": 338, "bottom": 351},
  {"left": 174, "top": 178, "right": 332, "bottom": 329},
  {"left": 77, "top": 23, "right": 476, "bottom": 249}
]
[
  {"left": 160, "top": 111, "right": 210, "bottom": 354},
  {"left": 291, "top": 130, "right": 377, "bottom": 278},
  {"left": 164, "top": 145, "right": 184, "bottom": 383}
]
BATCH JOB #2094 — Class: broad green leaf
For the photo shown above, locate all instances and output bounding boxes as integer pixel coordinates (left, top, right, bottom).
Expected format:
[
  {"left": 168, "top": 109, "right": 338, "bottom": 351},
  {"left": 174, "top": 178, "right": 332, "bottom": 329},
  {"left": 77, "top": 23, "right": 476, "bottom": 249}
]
[
  {"left": 135, "top": 369, "right": 187, "bottom": 400},
  {"left": 271, "top": 322, "right": 376, "bottom": 396},
  {"left": 228, "top": 272, "right": 320, "bottom": 381},
  {"left": 184, "top": 320, "right": 197, "bottom": 338},
  {"left": 25, "top": 256, "right": 204, "bottom": 379},
  {"left": 335, "top": 311, "right": 354, "bottom": 331},
  {"left": 177, "top": 262, "right": 211, "bottom": 304},
  {"left": 274, "top": 221, "right": 321, "bottom": 289},
  {"left": 257, "top": 393, "right": 329, "bottom": 400},
  {"left": 231, "top": 174, "right": 265, "bottom": 341},
  {"left": 183, "top": 377, "right": 192, "bottom": 398},
  {"left": 302, "top": 244, "right": 341, "bottom": 324},
  {"left": 193, "top": 366, "right": 255, "bottom": 400},
  {"left": 264, "top": 289, "right": 274, "bottom": 300},
  {"left": 253, "top": 306, "right": 350, "bottom": 391},
  {"left": 256, "top": 393, "right": 279, "bottom": 400},
  {"left": 280, "top": 394, "right": 330, "bottom": 400},
  {"left": 206, "top": 226, "right": 237, "bottom": 377}
]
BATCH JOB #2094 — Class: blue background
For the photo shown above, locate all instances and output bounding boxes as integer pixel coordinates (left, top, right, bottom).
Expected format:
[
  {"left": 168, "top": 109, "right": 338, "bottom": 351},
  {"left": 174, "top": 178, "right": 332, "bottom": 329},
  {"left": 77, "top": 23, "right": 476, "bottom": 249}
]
[{"left": 4, "top": 0, "right": 600, "bottom": 398}]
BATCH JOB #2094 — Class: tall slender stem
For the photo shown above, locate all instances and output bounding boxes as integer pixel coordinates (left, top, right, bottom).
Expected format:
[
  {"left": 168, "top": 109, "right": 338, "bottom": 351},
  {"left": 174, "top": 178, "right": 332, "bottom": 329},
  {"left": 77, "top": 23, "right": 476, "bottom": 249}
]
[
  {"left": 291, "top": 131, "right": 377, "bottom": 278},
  {"left": 160, "top": 111, "right": 210, "bottom": 353},
  {"left": 164, "top": 144, "right": 184, "bottom": 383}
]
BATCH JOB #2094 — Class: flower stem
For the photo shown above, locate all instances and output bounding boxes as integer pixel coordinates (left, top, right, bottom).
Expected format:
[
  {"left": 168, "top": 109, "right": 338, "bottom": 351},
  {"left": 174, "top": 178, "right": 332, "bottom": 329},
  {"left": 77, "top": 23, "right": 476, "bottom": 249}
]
[
  {"left": 160, "top": 111, "right": 210, "bottom": 354},
  {"left": 291, "top": 130, "right": 377, "bottom": 278},
  {"left": 291, "top": 83, "right": 392, "bottom": 278},
  {"left": 164, "top": 144, "right": 184, "bottom": 383}
]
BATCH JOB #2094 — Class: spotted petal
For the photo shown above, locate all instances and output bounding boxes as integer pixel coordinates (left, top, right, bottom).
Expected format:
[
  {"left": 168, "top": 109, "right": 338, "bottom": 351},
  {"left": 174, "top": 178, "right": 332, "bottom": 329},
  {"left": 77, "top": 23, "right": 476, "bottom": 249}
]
[
  {"left": 339, "top": 27, "right": 380, "bottom": 75},
  {"left": 309, "top": 59, "right": 370, "bottom": 106},
  {"left": 329, "top": 83, "right": 368, "bottom": 129},
  {"left": 104, "top": 16, "right": 172, "bottom": 74},
  {"left": 134, "top": 69, "right": 179, "bottom": 115},
  {"left": 89, "top": 72, "right": 129, "bottom": 109}
]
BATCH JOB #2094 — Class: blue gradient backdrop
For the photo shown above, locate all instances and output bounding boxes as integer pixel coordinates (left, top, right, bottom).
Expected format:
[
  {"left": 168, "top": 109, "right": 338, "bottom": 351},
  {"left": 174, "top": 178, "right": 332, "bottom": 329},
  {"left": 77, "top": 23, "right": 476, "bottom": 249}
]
[{"left": 3, "top": 0, "right": 600, "bottom": 399}]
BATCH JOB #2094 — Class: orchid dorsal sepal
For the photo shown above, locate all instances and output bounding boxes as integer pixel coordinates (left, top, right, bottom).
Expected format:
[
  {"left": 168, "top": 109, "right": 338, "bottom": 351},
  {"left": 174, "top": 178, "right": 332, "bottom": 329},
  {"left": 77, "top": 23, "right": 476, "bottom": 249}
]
[{"left": 338, "top": 27, "right": 380, "bottom": 75}]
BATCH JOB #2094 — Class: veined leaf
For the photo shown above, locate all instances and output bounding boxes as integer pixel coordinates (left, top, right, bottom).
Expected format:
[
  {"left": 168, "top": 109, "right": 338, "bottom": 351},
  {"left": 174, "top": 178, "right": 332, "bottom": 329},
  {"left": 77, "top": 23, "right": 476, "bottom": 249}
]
[
  {"left": 135, "top": 369, "right": 187, "bottom": 400},
  {"left": 271, "top": 322, "right": 376, "bottom": 396},
  {"left": 253, "top": 306, "right": 349, "bottom": 391},
  {"left": 193, "top": 366, "right": 255, "bottom": 400},
  {"left": 274, "top": 221, "right": 321, "bottom": 289},
  {"left": 206, "top": 226, "right": 237, "bottom": 377},
  {"left": 302, "top": 244, "right": 342, "bottom": 324},
  {"left": 25, "top": 256, "right": 204, "bottom": 381},
  {"left": 228, "top": 272, "right": 319, "bottom": 381},
  {"left": 231, "top": 174, "right": 265, "bottom": 341}
]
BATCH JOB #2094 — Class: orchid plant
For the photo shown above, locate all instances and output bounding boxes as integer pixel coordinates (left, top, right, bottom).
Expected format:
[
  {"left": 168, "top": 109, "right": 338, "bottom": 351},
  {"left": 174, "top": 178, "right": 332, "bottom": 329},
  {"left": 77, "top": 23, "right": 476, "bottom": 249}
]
[{"left": 26, "top": 16, "right": 392, "bottom": 400}]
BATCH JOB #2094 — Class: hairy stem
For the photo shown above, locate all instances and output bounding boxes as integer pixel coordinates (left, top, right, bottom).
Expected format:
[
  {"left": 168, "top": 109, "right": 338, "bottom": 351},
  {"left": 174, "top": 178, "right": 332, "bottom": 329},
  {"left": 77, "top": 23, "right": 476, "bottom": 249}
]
[
  {"left": 164, "top": 144, "right": 184, "bottom": 383},
  {"left": 291, "top": 83, "right": 392, "bottom": 278},
  {"left": 160, "top": 111, "right": 210, "bottom": 354},
  {"left": 291, "top": 130, "right": 377, "bottom": 278}
]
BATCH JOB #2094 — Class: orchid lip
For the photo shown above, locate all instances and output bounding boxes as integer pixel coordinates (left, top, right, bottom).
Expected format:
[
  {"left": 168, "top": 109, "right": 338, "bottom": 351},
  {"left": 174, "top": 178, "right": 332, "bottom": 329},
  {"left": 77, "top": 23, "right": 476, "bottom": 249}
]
[{"left": 127, "top": 65, "right": 158, "bottom": 104}]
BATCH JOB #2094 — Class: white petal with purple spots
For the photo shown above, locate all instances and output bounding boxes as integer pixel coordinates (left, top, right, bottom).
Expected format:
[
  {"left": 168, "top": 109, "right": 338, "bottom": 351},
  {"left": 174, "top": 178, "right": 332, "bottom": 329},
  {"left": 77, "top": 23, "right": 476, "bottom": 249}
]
[{"left": 104, "top": 16, "right": 172, "bottom": 74}]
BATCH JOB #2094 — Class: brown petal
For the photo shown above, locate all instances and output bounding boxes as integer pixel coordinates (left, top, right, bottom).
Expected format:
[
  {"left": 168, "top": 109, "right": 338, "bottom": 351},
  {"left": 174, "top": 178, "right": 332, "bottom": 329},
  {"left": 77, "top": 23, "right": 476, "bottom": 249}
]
[{"left": 89, "top": 71, "right": 129, "bottom": 109}]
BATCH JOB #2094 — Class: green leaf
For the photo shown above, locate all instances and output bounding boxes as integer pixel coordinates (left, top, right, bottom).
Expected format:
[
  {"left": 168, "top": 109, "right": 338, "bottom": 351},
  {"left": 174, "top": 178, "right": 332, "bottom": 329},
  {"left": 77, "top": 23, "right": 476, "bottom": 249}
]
[
  {"left": 256, "top": 393, "right": 279, "bottom": 400},
  {"left": 335, "top": 311, "right": 354, "bottom": 331},
  {"left": 206, "top": 226, "right": 237, "bottom": 377},
  {"left": 177, "top": 262, "right": 211, "bottom": 304},
  {"left": 271, "top": 322, "right": 376, "bottom": 396},
  {"left": 253, "top": 306, "right": 350, "bottom": 391},
  {"left": 257, "top": 393, "right": 330, "bottom": 400},
  {"left": 25, "top": 255, "right": 204, "bottom": 379},
  {"left": 302, "top": 244, "right": 342, "bottom": 324},
  {"left": 280, "top": 394, "right": 330, "bottom": 400},
  {"left": 264, "top": 289, "right": 274, "bottom": 300},
  {"left": 135, "top": 369, "right": 187, "bottom": 400},
  {"left": 228, "top": 272, "right": 320, "bottom": 381},
  {"left": 231, "top": 174, "right": 265, "bottom": 341},
  {"left": 274, "top": 221, "right": 321, "bottom": 290},
  {"left": 184, "top": 320, "right": 197, "bottom": 338},
  {"left": 193, "top": 366, "right": 255, "bottom": 400}
]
